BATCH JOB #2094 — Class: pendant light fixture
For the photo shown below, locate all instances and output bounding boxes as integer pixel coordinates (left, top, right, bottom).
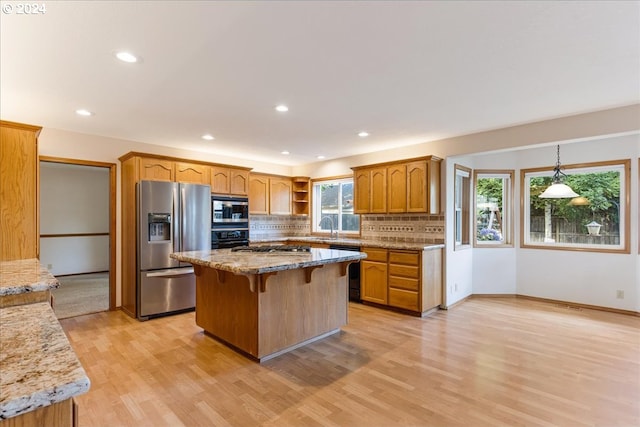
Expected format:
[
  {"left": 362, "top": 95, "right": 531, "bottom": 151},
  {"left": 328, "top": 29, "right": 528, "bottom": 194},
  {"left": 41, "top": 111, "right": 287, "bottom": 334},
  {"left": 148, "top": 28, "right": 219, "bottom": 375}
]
[{"left": 538, "top": 145, "right": 579, "bottom": 199}]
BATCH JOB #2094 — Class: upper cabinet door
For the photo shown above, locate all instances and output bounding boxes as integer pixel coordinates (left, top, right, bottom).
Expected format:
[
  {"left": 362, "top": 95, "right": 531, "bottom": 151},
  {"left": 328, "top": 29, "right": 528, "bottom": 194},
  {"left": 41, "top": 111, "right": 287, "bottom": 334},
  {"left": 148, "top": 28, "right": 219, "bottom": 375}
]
[
  {"left": 406, "top": 160, "right": 427, "bottom": 213},
  {"left": 139, "top": 158, "right": 174, "bottom": 181},
  {"left": 370, "top": 167, "right": 387, "bottom": 213},
  {"left": 211, "top": 167, "right": 230, "bottom": 194},
  {"left": 354, "top": 169, "right": 371, "bottom": 214},
  {"left": 269, "top": 177, "right": 292, "bottom": 215},
  {"left": 229, "top": 169, "right": 249, "bottom": 196},
  {"left": 249, "top": 175, "right": 269, "bottom": 214},
  {"left": 175, "top": 162, "right": 210, "bottom": 185},
  {"left": 387, "top": 164, "right": 407, "bottom": 213}
]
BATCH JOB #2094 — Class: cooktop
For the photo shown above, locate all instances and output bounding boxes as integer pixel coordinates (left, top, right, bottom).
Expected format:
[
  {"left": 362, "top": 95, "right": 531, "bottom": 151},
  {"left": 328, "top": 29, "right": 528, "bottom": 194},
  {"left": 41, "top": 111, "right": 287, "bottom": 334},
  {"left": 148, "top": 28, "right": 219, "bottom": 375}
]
[{"left": 230, "top": 245, "right": 311, "bottom": 253}]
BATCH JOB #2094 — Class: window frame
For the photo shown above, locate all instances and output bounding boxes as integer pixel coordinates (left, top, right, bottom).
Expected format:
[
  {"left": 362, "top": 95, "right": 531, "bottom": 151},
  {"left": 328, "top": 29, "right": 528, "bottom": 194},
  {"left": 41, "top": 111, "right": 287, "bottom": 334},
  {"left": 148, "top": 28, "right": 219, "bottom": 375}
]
[
  {"left": 454, "top": 164, "right": 472, "bottom": 250},
  {"left": 473, "top": 169, "right": 514, "bottom": 248},
  {"left": 520, "top": 159, "right": 630, "bottom": 254},
  {"left": 311, "top": 175, "right": 360, "bottom": 237}
]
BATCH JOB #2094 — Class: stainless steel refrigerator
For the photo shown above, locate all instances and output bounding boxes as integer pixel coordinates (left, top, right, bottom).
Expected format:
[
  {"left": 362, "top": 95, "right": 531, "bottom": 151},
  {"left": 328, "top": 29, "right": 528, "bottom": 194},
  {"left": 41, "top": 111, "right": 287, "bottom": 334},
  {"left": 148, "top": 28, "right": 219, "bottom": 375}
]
[{"left": 137, "top": 180, "right": 211, "bottom": 320}]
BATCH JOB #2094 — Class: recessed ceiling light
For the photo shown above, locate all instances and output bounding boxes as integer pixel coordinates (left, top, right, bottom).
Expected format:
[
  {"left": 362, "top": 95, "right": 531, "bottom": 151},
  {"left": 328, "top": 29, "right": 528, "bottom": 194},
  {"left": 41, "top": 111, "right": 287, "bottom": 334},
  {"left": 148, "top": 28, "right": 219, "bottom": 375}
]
[
  {"left": 201, "top": 134, "right": 215, "bottom": 141},
  {"left": 275, "top": 105, "right": 289, "bottom": 112},
  {"left": 358, "top": 131, "right": 369, "bottom": 137},
  {"left": 115, "top": 51, "right": 139, "bottom": 63},
  {"left": 317, "top": 155, "right": 326, "bottom": 160},
  {"left": 75, "top": 109, "right": 93, "bottom": 116},
  {"left": 281, "top": 150, "right": 290, "bottom": 155}
]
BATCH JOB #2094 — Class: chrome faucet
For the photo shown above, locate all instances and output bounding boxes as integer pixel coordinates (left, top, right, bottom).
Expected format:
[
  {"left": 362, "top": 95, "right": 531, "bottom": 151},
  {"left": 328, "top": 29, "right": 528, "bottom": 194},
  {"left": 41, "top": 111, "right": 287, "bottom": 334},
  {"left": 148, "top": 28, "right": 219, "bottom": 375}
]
[{"left": 319, "top": 216, "right": 336, "bottom": 239}]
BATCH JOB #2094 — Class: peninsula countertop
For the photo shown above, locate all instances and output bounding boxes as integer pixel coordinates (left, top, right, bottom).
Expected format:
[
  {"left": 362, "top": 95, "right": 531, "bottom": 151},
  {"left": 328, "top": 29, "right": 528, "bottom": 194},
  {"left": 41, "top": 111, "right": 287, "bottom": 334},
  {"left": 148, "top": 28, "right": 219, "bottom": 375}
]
[
  {"left": 0, "top": 302, "right": 90, "bottom": 420},
  {"left": 171, "top": 247, "right": 367, "bottom": 275},
  {"left": 0, "top": 258, "right": 59, "bottom": 296}
]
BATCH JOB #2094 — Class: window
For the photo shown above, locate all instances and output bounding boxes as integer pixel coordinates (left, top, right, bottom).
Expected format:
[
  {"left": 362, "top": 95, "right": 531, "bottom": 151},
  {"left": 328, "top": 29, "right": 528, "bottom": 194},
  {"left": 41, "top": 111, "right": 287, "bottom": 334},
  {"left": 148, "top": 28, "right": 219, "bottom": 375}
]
[
  {"left": 521, "top": 159, "right": 630, "bottom": 253},
  {"left": 474, "top": 170, "right": 514, "bottom": 247},
  {"left": 454, "top": 165, "right": 471, "bottom": 248},
  {"left": 312, "top": 177, "right": 359, "bottom": 235}
]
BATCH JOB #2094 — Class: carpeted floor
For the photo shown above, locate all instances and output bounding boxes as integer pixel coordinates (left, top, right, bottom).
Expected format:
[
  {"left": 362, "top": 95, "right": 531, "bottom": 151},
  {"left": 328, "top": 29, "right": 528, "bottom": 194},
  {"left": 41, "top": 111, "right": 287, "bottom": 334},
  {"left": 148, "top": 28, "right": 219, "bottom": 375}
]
[{"left": 52, "top": 272, "right": 109, "bottom": 319}]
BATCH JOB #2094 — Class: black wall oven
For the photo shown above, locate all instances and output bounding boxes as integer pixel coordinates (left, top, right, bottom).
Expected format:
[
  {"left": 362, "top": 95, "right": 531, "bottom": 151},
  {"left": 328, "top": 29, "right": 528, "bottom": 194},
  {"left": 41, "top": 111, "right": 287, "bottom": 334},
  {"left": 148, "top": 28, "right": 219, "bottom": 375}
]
[{"left": 211, "top": 196, "right": 249, "bottom": 249}]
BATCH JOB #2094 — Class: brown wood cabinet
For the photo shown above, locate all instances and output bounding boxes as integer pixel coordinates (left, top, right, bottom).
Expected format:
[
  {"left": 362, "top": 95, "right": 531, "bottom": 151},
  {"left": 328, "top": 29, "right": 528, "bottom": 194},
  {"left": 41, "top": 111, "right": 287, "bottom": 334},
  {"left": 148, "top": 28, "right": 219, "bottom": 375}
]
[
  {"left": 352, "top": 156, "right": 441, "bottom": 214},
  {"left": 0, "top": 398, "right": 78, "bottom": 427},
  {"left": 387, "top": 164, "right": 406, "bottom": 213},
  {"left": 270, "top": 177, "right": 292, "bottom": 215},
  {"left": 118, "top": 152, "right": 251, "bottom": 318},
  {"left": 388, "top": 250, "right": 420, "bottom": 311},
  {"left": 248, "top": 174, "right": 269, "bottom": 214},
  {"left": 360, "top": 246, "right": 443, "bottom": 316},
  {"left": 360, "top": 247, "right": 388, "bottom": 304},
  {"left": 354, "top": 169, "right": 371, "bottom": 214},
  {"left": 138, "top": 157, "right": 174, "bottom": 181},
  {"left": 248, "top": 174, "right": 292, "bottom": 215},
  {"left": 211, "top": 166, "right": 250, "bottom": 195},
  {"left": 0, "top": 121, "right": 41, "bottom": 261},
  {"left": 175, "top": 161, "right": 210, "bottom": 185}
]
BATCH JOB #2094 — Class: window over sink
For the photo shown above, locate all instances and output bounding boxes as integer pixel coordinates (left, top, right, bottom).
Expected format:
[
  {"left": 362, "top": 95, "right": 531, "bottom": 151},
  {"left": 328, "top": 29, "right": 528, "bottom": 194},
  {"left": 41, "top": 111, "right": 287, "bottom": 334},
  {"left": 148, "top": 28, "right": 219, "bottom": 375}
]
[{"left": 312, "top": 177, "right": 360, "bottom": 236}]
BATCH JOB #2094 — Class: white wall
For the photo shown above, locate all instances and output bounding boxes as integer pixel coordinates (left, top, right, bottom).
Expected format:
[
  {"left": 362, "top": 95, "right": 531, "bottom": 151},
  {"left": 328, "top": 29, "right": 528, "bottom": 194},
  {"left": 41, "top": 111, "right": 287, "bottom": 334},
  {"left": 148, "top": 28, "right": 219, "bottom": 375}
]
[
  {"left": 39, "top": 162, "right": 110, "bottom": 275},
  {"left": 460, "top": 134, "right": 639, "bottom": 311},
  {"left": 444, "top": 157, "right": 475, "bottom": 306},
  {"left": 469, "top": 150, "right": 519, "bottom": 296},
  {"left": 513, "top": 135, "right": 639, "bottom": 311}
]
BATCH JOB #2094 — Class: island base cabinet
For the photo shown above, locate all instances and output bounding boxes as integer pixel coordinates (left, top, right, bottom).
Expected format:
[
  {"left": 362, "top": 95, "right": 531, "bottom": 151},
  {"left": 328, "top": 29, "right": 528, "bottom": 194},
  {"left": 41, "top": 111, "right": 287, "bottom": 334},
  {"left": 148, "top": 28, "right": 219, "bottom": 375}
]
[
  {"left": 0, "top": 398, "right": 78, "bottom": 427},
  {"left": 194, "top": 263, "right": 348, "bottom": 361}
]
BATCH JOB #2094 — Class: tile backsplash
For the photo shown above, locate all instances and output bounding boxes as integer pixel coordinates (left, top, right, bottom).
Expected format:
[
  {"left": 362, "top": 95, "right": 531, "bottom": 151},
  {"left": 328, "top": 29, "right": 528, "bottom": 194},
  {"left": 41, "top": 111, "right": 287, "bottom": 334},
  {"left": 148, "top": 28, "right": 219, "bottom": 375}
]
[
  {"left": 250, "top": 214, "right": 444, "bottom": 244},
  {"left": 360, "top": 214, "right": 444, "bottom": 244}
]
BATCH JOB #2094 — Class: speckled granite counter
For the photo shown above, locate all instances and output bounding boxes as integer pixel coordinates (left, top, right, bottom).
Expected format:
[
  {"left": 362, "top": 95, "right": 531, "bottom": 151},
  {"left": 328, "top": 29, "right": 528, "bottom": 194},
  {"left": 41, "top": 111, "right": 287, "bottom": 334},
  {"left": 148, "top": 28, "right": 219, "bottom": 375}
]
[
  {"left": 0, "top": 258, "right": 59, "bottom": 296},
  {"left": 0, "top": 302, "right": 90, "bottom": 420},
  {"left": 170, "top": 247, "right": 367, "bottom": 275},
  {"left": 250, "top": 237, "right": 444, "bottom": 251}
]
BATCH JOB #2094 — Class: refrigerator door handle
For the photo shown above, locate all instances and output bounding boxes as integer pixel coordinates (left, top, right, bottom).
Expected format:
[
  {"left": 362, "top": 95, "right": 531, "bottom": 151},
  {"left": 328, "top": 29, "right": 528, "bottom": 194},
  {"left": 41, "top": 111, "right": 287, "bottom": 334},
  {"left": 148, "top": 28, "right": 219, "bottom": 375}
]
[
  {"left": 145, "top": 267, "right": 194, "bottom": 278},
  {"left": 173, "top": 185, "right": 180, "bottom": 254}
]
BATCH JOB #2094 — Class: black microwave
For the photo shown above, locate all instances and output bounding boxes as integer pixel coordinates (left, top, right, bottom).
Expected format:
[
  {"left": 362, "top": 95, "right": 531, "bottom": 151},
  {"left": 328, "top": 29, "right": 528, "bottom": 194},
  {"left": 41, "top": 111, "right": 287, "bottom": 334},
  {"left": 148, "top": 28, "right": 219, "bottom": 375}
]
[{"left": 212, "top": 196, "right": 249, "bottom": 227}]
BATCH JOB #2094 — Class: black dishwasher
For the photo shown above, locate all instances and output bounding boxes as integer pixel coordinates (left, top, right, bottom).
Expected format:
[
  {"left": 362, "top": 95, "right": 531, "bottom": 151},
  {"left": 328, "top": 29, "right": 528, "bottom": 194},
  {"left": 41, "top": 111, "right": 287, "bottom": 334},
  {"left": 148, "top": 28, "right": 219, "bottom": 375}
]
[{"left": 329, "top": 244, "right": 361, "bottom": 302}]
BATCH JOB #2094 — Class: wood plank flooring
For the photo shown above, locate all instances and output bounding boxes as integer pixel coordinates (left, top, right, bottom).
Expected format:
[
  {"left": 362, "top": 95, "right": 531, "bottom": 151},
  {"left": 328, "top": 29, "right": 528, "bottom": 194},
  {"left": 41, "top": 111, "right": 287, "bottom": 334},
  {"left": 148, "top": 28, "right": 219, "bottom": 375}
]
[{"left": 59, "top": 297, "right": 640, "bottom": 427}]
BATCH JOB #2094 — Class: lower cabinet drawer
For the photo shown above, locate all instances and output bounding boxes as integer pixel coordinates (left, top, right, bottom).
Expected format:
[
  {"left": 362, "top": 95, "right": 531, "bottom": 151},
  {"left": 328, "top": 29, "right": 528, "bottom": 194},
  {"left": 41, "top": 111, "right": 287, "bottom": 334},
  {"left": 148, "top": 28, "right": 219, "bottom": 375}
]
[
  {"left": 388, "top": 264, "right": 419, "bottom": 278},
  {"left": 389, "top": 288, "right": 419, "bottom": 311},
  {"left": 388, "top": 276, "right": 419, "bottom": 291},
  {"left": 388, "top": 251, "right": 419, "bottom": 265}
]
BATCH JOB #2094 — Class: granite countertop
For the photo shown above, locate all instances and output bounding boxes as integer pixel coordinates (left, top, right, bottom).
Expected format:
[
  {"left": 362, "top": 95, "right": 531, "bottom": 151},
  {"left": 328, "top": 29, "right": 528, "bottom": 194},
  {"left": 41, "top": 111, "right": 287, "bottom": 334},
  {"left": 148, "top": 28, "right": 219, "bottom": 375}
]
[
  {"left": 171, "top": 248, "right": 367, "bottom": 275},
  {"left": 0, "top": 302, "right": 90, "bottom": 420},
  {"left": 250, "top": 237, "right": 445, "bottom": 251},
  {"left": 0, "top": 259, "right": 59, "bottom": 296}
]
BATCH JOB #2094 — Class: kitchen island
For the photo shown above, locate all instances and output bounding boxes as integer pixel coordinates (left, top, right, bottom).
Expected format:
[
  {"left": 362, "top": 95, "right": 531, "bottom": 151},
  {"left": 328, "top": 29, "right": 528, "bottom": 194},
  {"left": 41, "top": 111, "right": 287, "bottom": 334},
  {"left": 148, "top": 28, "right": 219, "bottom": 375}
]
[{"left": 170, "top": 247, "right": 366, "bottom": 362}]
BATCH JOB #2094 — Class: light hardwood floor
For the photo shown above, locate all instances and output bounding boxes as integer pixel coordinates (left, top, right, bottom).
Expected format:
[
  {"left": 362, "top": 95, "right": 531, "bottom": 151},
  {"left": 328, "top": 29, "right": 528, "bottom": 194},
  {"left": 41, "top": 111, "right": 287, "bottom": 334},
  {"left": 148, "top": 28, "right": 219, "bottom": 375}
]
[{"left": 60, "top": 297, "right": 640, "bottom": 427}]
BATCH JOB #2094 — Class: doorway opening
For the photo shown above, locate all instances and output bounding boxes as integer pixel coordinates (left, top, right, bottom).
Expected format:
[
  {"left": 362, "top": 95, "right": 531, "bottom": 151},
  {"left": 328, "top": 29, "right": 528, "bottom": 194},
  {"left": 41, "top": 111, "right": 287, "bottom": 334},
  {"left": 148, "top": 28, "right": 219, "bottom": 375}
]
[{"left": 39, "top": 157, "right": 116, "bottom": 319}]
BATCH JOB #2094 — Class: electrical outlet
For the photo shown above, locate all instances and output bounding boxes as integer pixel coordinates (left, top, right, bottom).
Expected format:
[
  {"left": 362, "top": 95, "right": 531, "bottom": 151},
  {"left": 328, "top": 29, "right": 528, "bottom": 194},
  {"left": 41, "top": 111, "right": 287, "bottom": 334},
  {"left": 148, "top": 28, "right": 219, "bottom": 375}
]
[
  {"left": 454, "top": 283, "right": 459, "bottom": 292},
  {"left": 616, "top": 290, "right": 624, "bottom": 299},
  {"left": 47, "top": 263, "right": 52, "bottom": 270}
]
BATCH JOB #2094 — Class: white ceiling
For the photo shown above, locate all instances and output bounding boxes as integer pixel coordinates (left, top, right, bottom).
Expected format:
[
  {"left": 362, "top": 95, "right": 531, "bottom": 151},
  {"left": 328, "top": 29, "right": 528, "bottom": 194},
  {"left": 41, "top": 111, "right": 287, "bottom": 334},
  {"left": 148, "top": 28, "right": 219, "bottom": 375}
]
[{"left": 1, "top": 1, "right": 639, "bottom": 166}]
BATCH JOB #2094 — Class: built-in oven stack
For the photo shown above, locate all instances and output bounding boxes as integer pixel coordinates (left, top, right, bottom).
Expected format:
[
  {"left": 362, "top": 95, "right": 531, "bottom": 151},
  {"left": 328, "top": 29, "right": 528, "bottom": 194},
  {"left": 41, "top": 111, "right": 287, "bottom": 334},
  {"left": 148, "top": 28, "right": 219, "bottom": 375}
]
[{"left": 211, "top": 195, "right": 249, "bottom": 248}]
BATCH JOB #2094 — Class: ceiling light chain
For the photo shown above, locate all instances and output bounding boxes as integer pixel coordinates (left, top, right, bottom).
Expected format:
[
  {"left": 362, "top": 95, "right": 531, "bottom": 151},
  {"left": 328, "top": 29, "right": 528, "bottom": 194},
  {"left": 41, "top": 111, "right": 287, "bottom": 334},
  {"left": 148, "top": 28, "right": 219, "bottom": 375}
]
[{"left": 538, "top": 144, "right": 579, "bottom": 199}]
